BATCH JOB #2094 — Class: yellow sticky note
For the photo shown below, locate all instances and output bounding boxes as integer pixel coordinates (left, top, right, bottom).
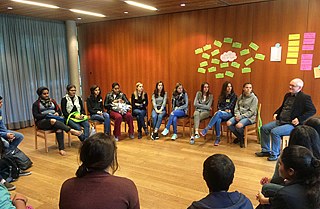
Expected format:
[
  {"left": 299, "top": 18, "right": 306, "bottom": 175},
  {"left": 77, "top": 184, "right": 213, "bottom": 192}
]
[
  {"left": 211, "top": 58, "right": 220, "bottom": 64},
  {"left": 214, "top": 40, "right": 222, "bottom": 48},
  {"left": 231, "top": 62, "right": 240, "bottom": 68},
  {"left": 255, "top": 53, "right": 265, "bottom": 60},
  {"left": 211, "top": 49, "right": 220, "bottom": 57},
  {"left": 244, "top": 57, "right": 255, "bottom": 66},
  {"left": 314, "top": 67, "right": 320, "bottom": 78},
  {"left": 208, "top": 67, "right": 216, "bottom": 73},
  {"left": 220, "top": 62, "right": 229, "bottom": 68},
  {"left": 225, "top": 71, "right": 234, "bottom": 78},
  {"left": 223, "top": 37, "right": 233, "bottom": 43},
  {"left": 288, "top": 47, "right": 299, "bottom": 52},
  {"left": 288, "top": 34, "right": 301, "bottom": 40},
  {"left": 286, "top": 58, "right": 298, "bottom": 64},
  {"left": 198, "top": 68, "right": 206, "bottom": 74},
  {"left": 288, "top": 40, "right": 300, "bottom": 46},
  {"left": 249, "top": 42, "right": 259, "bottom": 51},
  {"left": 202, "top": 53, "right": 210, "bottom": 59},
  {"left": 215, "top": 73, "right": 224, "bottom": 79},
  {"left": 203, "top": 44, "right": 212, "bottom": 51},
  {"left": 232, "top": 42, "right": 242, "bottom": 48},
  {"left": 240, "top": 49, "right": 250, "bottom": 56},
  {"left": 287, "top": 52, "right": 299, "bottom": 58},
  {"left": 200, "top": 61, "right": 208, "bottom": 67},
  {"left": 242, "top": 67, "right": 251, "bottom": 73},
  {"left": 195, "top": 48, "right": 203, "bottom": 54}
]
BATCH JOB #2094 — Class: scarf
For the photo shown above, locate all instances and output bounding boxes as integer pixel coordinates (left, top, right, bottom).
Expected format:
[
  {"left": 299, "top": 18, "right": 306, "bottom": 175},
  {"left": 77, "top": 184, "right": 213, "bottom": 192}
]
[
  {"left": 64, "top": 94, "right": 81, "bottom": 113},
  {"left": 40, "top": 98, "right": 52, "bottom": 108}
]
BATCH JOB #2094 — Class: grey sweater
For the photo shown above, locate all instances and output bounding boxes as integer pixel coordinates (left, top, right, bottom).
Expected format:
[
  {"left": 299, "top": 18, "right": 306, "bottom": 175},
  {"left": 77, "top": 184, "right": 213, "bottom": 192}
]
[
  {"left": 234, "top": 92, "right": 258, "bottom": 123},
  {"left": 193, "top": 91, "right": 213, "bottom": 112}
]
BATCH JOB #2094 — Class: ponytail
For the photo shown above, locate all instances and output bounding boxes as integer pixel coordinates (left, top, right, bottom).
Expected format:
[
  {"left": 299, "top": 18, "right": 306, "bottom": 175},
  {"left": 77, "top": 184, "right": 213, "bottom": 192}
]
[{"left": 76, "top": 164, "right": 88, "bottom": 178}]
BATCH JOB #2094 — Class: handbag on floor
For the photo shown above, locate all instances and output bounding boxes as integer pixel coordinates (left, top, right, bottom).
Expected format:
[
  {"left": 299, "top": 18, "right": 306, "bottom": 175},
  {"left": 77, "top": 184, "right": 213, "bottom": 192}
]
[{"left": 6, "top": 148, "right": 33, "bottom": 171}]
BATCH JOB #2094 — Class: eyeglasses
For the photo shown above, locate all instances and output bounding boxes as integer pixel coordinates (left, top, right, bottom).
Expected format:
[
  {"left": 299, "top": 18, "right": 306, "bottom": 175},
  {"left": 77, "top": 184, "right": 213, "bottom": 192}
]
[
  {"left": 289, "top": 84, "right": 298, "bottom": 88},
  {"left": 69, "top": 89, "right": 76, "bottom": 92}
]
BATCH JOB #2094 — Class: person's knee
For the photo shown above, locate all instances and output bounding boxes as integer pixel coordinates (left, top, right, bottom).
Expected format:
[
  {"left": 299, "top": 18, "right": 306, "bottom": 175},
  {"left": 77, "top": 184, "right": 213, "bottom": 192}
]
[
  {"left": 226, "top": 121, "right": 232, "bottom": 126},
  {"left": 235, "top": 123, "right": 243, "bottom": 129}
]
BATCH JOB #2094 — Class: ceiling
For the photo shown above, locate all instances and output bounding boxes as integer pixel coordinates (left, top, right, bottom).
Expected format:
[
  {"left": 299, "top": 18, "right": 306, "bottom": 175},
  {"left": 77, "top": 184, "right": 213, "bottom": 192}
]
[{"left": 0, "top": 0, "right": 275, "bottom": 24}]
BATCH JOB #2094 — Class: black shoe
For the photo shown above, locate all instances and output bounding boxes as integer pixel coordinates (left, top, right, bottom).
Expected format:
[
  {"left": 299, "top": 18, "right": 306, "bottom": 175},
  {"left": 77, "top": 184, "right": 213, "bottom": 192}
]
[
  {"left": 19, "top": 171, "right": 32, "bottom": 177},
  {"left": 138, "top": 132, "right": 142, "bottom": 139},
  {"left": 144, "top": 127, "right": 149, "bottom": 136},
  {"left": 255, "top": 152, "right": 271, "bottom": 157},
  {"left": 267, "top": 155, "right": 278, "bottom": 161},
  {"left": 155, "top": 132, "right": 159, "bottom": 139},
  {"left": 233, "top": 138, "right": 239, "bottom": 144}
]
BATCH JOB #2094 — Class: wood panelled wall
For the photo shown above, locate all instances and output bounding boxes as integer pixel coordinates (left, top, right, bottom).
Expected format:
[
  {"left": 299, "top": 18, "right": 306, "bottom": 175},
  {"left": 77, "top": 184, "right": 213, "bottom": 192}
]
[{"left": 78, "top": 0, "right": 319, "bottom": 124}]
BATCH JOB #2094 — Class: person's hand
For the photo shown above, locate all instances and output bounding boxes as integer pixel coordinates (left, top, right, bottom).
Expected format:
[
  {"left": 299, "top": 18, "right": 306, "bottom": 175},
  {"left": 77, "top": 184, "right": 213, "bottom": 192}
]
[
  {"left": 260, "top": 177, "right": 270, "bottom": 185},
  {"left": 97, "top": 111, "right": 103, "bottom": 115},
  {"left": 54, "top": 112, "right": 59, "bottom": 116},
  {"left": 256, "top": 191, "right": 269, "bottom": 205},
  {"left": 273, "top": 114, "right": 278, "bottom": 120},
  {"left": 11, "top": 193, "right": 28, "bottom": 206},
  {"left": 7, "top": 133, "right": 15, "bottom": 141},
  {"left": 292, "top": 118, "right": 299, "bottom": 126}
]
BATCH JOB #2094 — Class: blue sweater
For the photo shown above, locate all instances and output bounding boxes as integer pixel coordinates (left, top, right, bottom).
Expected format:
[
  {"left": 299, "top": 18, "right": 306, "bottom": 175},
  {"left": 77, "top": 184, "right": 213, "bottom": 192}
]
[{"left": 0, "top": 109, "right": 9, "bottom": 139}]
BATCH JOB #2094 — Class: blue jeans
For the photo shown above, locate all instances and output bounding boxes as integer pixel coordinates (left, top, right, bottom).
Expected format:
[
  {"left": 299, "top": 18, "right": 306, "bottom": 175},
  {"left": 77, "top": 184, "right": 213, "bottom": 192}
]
[
  {"left": 151, "top": 109, "right": 166, "bottom": 130},
  {"left": 260, "top": 121, "right": 294, "bottom": 156},
  {"left": 165, "top": 109, "right": 186, "bottom": 134},
  {"left": 3, "top": 131, "right": 24, "bottom": 151},
  {"left": 68, "top": 120, "right": 90, "bottom": 141},
  {"left": 132, "top": 109, "right": 147, "bottom": 132},
  {"left": 227, "top": 117, "right": 252, "bottom": 140},
  {"left": 206, "top": 111, "right": 233, "bottom": 137},
  {"left": 90, "top": 113, "right": 110, "bottom": 135}
]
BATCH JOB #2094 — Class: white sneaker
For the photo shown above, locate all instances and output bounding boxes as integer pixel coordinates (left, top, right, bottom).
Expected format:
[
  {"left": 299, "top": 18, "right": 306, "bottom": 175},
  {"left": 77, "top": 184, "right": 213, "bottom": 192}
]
[
  {"left": 171, "top": 134, "right": 178, "bottom": 140},
  {"left": 194, "top": 133, "right": 200, "bottom": 139},
  {"left": 161, "top": 128, "right": 169, "bottom": 136},
  {"left": 114, "top": 136, "right": 119, "bottom": 142}
]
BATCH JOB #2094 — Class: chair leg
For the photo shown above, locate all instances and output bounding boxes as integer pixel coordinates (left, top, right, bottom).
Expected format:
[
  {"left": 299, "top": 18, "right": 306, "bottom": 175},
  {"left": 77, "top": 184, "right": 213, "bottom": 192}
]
[
  {"left": 35, "top": 129, "right": 38, "bottom": 150},
  {"left": 44, "top": 132, "right": 48, "bottom": 153},
  {"left": 244, "top": 127, "right": 248, "bottom": 148},
  {"left": 68, "top": 132, "right": 71, "bottom": 147}
]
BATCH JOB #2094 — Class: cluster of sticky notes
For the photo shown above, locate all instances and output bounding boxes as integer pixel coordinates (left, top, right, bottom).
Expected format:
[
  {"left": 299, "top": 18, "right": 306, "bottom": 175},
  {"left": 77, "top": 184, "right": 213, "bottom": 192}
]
[
  {"left": 302, "top": 32, "right": 316, "bottom": 51},
  {"left": 286, "top": 34, "right": 300, "bottom": 64},
  {"left": 301, "top": 54, "right": 313, "bottom": 71},
  {"left": 314, "top": 66, "right": 320, "bottom": 78}
]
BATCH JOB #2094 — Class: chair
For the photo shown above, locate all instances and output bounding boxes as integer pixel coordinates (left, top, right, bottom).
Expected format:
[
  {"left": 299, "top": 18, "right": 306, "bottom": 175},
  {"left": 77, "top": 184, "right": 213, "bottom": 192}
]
[
  {"left": 84, "top": 101, "right": 103, "bottom": 130},
  {"left": 282, "top": 135, "right": 290, "bottom": 150},
  {"left": 176, "top": 100, "right": 191, "bottom": 137},
  {"left": 34, "top": 124, "right": 71, "bottom": 153},
  {"left": 221, "top": 121, "right": 232, "bottom": 142},
  {"left": 243, "top": 103, "right": 262, "bottom": 148},
  {"left": 131, "top": 99, "right": 149, "bottom": 135},
  {"left": 149, "top": 102, "right": 169, "bottom": 134}
]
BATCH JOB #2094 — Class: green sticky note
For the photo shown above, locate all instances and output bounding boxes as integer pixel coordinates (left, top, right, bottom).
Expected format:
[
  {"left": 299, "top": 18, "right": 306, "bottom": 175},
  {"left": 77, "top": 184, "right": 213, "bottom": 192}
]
[
  {"left": 240, "top": 49, "right": 250, "bottom": 56},
  {"left": 200, "top": 61, "right": 208, "bottom": 67},
  {"left": 225, "top": 71, "right": 234, "bottom": 78},
  {"left": 214, "top": 40, "right": 222, "bottom": 48},
  {"left": 198, "top": 68, "right": 206, "bottom": 74},
  {"left": 211, "top": 58, "right": 220, "bottom": 64},
  {"left": 249, "top": 42, "right": 259, "bottom": 51},
  {"left": 232, "top": 42, "right": 242, "bottom": 48},
  {"left": 208, "top": 67, "right": 216, "bottom": 73},
  {"left": 195, "top": 48, "right": 203, "bottom": 54},
  {"left": 211, "top": 49, "right": 220, "bottom": 57},
  {"left": 220, "top": 62, "right": 229, "bottom": 68},
  {"left": 203, "top": 44, "right": 212, "bottom": 51},
  {"left": 244, "top": 57, "right": 255, "bottom": 66},
  {"left": 202, "top": 53, "right": 210, "bottom": 59},
  {"left": 223, "top": 37, "right": 233, "bottom": 43},
  {"left": 242, "top": 67, "right": 251, "bottom": 73},
  {"left": 215, "top": 73, "right": 224, "bottom": 79},
  {"left": 231, "top": 62, "right": 240, "bottom": 68},
  {"left": 255, "top": 53, "right": 265, "bottom": 60}
]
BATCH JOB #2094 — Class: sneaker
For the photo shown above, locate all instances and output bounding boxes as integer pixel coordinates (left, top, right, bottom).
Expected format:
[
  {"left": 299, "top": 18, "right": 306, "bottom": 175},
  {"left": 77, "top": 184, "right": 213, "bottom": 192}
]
[
  {"left": 129, "top": 134, "right": 135, "bottom": 139},
  {"left": 214, "top": 138, "right": 220, "bottom": 146},
  {"left": 138, "top": 132, "right": 142, "bottom": 139},
  {"left": 114, "top": 136, "right": 119, "bottom": 142},
  {"left": 155, "top": 132, "right": 159, "bottom": 139},
  {"left": 151, "top": 132, "right": 156, "bottom": 140},
  {"left": 19, "top": 171, "right": 32, "bottom": 177},
  {"left": 200, "top": 128, "right": 208, "bottom": 137},
  {"left": 194, "top": 134, "right": 200, "bottom": 139},
  {"left": 267, "top": 155, "right": 278, "bottom": 161},
  {"left": 4, "top": 182, "right": 16, "bottom": 191},
  {"left": 171, "top": 134, "right": 178, "bottom": 141},
  {"left": 189, "top": 137, "right": 195, "bottom": 145},
  {"left": 161, "top": 128, "right": 169, "bottom": 136},
  {"left": 255, "top": 152, "right": 271, "bottom": 157}
]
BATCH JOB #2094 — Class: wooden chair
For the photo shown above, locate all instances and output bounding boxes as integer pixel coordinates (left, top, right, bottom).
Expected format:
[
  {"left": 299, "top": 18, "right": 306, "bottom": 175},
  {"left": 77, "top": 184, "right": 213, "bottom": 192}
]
[
  {"left": 84, "top": 101, "right": 103, "bottom": 130},
  {"left": 130, "top": 99, "right": 149, "bottom": 135},
  {"left": 34, "top": 124, "right": 71, "bottom": 153},
  {"left": 149, "top": 102, "right": 169, "bottom": 134},
  {"left": 243, "top": 103, "right": 262, "bottom": 148},
  {"left": 282, "top": 135, "right": 290, "bottom": 150},
  {"left": 221, "top": 121, "right": 232, "bottom": 142}
]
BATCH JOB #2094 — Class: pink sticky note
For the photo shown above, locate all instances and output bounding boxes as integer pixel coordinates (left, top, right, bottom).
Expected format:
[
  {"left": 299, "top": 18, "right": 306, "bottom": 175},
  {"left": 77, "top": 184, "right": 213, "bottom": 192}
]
[
  {"left": 304, "top": 32, "right": 316, "bottom": 39},
  {"left": 303, "top": 39, "right": 315, "bottom": 45},
  {"left": 301, "top": 54, "right": 313, "bottom": 59},
  {"left": 301, "top": 59, "right": 313, "bottom": 65},
  {"left": 302, "top": 45, "right": 314, "bottom": 50},
  {"left": 300, "top": 64, "right": 312, "bottom": 71}
]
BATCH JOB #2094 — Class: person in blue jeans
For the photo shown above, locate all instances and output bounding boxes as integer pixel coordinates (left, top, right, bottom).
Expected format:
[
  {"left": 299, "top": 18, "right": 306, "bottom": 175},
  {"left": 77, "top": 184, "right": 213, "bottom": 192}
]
[
  {"left": 161, "top": 83, "right": 188, "bottom": 140},
  {"left": 61, "top": 84, "right": 90, "bottom": 142},
  {"left": 255, "top": 78, "right": 316, "bottom": 161},
  {"left": 200, "top": 81, "right": 237, "bottom": 146},
  {"left": 227, "top": 83, "right": 258, "bottom": 148},
  {"left": 86, "top": 85, "right": 110, "bottom": 136},
  {"left": 0, "top": 96, "right": 24, "bottom": 152},
  {"left": 150, "top": 81, "right": 167, "bottom": 140},
  {"left": 131, "top": 82, "right": 149, "bottom": 139}
]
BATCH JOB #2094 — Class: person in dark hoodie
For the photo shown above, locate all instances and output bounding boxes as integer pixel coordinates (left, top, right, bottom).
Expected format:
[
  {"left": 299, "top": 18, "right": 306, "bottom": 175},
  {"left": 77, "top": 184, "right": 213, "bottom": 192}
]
[{"left": 188, "top": 154, "right": 253, "bottom": 209}]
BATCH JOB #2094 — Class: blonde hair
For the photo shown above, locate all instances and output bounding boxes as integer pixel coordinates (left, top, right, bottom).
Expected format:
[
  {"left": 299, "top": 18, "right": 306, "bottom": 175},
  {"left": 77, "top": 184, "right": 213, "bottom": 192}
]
[{"left": 134, "top": 82, "right": 145, "bottom": 99}]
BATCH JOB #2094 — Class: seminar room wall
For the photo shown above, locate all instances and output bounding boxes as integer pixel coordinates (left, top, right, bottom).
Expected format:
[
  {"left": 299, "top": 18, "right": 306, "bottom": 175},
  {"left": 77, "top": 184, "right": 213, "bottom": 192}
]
[{"left": 78, "top": 0, "right": 320, "bottom": 124}]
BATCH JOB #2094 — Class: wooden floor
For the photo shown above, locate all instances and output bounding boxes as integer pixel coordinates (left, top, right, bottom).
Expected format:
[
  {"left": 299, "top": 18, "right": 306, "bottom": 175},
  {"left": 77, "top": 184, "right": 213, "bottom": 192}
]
[{"left": 11, "top": 125, "right": 275, "bottom": 209}]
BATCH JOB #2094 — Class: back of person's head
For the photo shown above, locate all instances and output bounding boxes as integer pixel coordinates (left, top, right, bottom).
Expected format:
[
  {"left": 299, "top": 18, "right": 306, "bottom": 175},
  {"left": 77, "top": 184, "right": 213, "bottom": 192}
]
[
  {"left": 305, "top": 117, "right": 320, "bottom": 136},
  {"left": 76, "top": 133, "right": 118, "bottom": 178},
  {"left": 203, "top": 154, "right": 235, "bottom": 192},
  {"left": 289, "top": 125, "right": 320, "bottom": 159},
  {"left": 281, "top": 145, "right": 320, "bottom": 208}
]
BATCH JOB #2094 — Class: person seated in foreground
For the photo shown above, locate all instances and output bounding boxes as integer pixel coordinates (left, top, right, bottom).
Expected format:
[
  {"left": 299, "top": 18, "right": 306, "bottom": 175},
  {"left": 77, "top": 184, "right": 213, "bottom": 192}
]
[
  {"left": 0, "top": 183, "right": 29, "bottom": 209},
  {"left": 59, "top": 133, "right": 140, "bottom": 209},
  {"left": 188, "top": 154, "right": 253, "bottom": 209}
]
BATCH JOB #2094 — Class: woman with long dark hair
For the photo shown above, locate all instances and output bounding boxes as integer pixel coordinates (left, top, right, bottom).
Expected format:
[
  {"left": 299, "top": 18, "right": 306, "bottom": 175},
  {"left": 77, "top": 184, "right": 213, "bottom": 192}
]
[{"left": 198, "top": 81, "right": 237, "bottom": 146}]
